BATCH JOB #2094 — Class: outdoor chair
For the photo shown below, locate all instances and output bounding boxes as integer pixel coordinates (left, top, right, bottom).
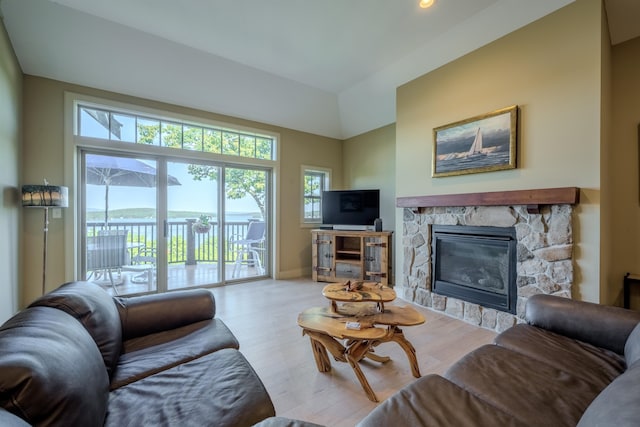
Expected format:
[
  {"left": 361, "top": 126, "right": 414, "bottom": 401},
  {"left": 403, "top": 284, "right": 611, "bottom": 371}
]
[
  {"left": 229, "top": 221, "right": 266, "bottom": 278},
  {"left": 86, "top": 232, "right": 127, "bottom": 294},
  {"left": 121, "top": 245, "right": 156, "bottom": 287}
]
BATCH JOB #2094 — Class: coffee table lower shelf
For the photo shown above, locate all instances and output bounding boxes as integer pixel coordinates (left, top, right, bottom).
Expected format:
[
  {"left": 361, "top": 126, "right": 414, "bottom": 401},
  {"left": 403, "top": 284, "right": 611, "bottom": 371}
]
[{"left": 298, "top": 305, "right": 424, "bottom": 402}]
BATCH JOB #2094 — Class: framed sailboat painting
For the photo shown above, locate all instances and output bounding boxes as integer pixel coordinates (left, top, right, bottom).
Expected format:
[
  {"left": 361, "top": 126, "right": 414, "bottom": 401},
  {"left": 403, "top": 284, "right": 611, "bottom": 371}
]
[{"left": 432, "top": 105, "right": 518, "bottom": 178}]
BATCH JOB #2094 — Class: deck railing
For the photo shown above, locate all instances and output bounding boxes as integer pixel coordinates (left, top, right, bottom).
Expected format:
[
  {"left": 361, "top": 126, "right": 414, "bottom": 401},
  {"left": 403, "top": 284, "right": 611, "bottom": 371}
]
[{"left": 86, "top": 220, "right": 264, "bottom": 265}]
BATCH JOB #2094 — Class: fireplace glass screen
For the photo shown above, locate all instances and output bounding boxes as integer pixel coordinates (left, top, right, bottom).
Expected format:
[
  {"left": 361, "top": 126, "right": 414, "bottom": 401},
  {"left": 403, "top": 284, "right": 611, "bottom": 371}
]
[{"left": 432, "top": 225, "right": 517, "bottom": 314}]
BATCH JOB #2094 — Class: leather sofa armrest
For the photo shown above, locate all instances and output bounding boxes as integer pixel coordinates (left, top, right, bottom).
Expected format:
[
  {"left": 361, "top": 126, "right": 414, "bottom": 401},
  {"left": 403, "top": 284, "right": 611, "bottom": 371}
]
[
  {"left": 526, "top": 294, "right": 640, "bottom": 355},
  {"left": 116, "top": 289, "right": 216, "bottom": 340}
]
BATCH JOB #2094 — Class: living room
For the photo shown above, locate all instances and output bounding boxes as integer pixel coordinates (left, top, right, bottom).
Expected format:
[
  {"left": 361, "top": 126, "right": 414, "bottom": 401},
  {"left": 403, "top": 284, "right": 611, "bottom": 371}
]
[
  {"left": 2, "top": 0, "right": 640, "bottom": 425},
  {"left": 4, "top": 0, "right": 639, "bottom": 314}
]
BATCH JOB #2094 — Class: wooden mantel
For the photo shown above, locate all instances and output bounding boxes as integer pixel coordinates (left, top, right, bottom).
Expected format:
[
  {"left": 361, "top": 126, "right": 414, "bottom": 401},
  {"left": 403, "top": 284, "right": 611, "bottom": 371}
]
[{"left": 396, "top": 187, "right": 580, "bottom": 214}]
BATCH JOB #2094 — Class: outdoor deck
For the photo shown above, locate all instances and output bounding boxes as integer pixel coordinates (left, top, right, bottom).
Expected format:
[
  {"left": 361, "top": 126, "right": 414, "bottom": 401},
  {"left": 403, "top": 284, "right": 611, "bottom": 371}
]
[
  {"left": 92, "top": 262, "right": 265, "bottom": 296},
  {"left": 85, "top": 219, "right": 267, "bottom": 296},
  {"left": 87, "top": 220, "right": 263, "bottom": 265}
]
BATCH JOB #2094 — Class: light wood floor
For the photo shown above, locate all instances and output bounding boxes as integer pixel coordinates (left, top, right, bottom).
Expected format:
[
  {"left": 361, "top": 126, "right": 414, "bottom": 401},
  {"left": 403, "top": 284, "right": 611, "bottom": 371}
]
[{"left": 211, "top": 278, "right": 497, "bottom": 427}]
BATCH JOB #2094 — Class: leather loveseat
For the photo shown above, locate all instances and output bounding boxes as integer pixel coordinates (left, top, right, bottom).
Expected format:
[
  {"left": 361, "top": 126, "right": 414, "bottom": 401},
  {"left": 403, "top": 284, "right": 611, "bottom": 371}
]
[
  {"left": 0, "top": 281, "right": 275, "bottom": 426},
  {"left": 357, "top": 294, "right": 640, "bottom": 427}
]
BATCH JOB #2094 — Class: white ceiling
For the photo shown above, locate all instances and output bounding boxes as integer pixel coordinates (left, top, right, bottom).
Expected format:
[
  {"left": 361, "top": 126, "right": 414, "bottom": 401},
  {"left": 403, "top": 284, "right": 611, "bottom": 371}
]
[{"left": 1, "top": 0, "right": 637, "bottom": 139}]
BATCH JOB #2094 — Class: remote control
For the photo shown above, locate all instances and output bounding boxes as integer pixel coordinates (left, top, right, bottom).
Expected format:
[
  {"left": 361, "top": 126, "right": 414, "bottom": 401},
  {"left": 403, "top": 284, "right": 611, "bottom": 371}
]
[{"left": 345, "top": 322, "right": 361, "bottom": 330}]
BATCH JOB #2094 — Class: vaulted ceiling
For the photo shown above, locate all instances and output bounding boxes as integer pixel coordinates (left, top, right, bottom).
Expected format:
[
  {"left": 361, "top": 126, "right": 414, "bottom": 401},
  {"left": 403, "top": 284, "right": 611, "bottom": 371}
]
[{"left": 1, "top": 0, "right": 637, "bottom": 139}]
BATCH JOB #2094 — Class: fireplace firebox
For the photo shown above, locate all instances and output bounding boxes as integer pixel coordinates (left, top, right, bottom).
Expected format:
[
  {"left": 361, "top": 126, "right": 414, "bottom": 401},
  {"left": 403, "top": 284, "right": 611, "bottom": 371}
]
[{"left": 431, "top": 225, "right": 517, "bottom": 314}]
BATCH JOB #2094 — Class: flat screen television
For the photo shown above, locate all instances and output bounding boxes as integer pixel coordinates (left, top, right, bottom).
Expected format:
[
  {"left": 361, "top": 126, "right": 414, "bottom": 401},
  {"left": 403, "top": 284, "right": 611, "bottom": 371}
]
[{"left": 322, "top": 189, "right": 380, "bottom": 227}]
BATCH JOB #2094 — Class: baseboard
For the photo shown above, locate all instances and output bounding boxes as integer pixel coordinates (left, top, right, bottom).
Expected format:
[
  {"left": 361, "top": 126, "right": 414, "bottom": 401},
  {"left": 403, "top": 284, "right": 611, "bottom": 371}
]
[{"left": 275, "top": 268, "right": 309, "bottom": 280}]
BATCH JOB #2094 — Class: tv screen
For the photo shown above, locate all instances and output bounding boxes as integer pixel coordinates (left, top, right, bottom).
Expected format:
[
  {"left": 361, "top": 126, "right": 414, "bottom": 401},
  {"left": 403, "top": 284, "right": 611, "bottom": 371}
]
[{"left": 322, "top": 189, "right": 380, "bottom": 226}]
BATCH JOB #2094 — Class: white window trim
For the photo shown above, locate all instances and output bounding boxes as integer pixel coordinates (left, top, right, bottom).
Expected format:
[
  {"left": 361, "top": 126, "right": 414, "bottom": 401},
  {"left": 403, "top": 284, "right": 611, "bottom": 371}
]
[
  {"left": 63, "top": 91, "right": 281, "bottom": 281},
  {"left": 75, "top": 103, "right": 277, "bottom": 161},
  {"left": 70, "top": 95, "right": 280, "bottom": 147},
  {"left": 300, "top": 165, "right": 331, "bottom": 228}
]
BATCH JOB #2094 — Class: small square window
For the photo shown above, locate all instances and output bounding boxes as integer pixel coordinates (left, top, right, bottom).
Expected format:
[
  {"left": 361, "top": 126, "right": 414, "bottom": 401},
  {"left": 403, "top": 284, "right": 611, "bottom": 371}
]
[{"left": 302, "top": 167, "right": 330, "bottom": 224}]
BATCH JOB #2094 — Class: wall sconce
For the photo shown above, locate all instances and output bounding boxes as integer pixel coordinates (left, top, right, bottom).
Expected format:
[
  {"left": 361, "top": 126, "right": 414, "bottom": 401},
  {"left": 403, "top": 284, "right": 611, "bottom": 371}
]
[{"left": 22, "top": 181, "right": 69, "bottom": 295}]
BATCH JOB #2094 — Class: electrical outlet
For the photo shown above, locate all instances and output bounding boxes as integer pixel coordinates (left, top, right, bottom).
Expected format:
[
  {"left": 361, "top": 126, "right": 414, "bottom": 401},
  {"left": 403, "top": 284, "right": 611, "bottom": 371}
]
[{"left": 52, "top": 208, "right": 62, "bottom": 219}]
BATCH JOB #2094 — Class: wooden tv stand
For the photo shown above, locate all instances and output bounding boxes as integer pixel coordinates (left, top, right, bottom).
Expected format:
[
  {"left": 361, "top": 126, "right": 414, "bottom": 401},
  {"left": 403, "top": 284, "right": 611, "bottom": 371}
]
[{"left": 311, "top": 229, "right": 392, "bottom": 286}]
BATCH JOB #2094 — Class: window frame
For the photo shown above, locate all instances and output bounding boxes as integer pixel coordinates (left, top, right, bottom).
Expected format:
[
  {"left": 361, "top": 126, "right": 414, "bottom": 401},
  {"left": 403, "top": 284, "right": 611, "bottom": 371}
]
[
  {"left": 63, "top": 92, "right": 280, "bottom": 284},
  {"left": 76, "top": 103, "right": 277, "bottom": 161},
  {"left": 301, "top": 165, "right": 331, "bottom": 226}
]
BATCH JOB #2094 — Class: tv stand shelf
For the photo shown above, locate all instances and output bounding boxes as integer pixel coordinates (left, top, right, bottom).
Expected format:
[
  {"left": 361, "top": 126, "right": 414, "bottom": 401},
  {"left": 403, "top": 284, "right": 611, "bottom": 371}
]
[
  {"left": 311, "top": 229, "right": 392, "bottom": 286},
  {"left": 335, "top": 258, "right": 361, "bottom": 264}
]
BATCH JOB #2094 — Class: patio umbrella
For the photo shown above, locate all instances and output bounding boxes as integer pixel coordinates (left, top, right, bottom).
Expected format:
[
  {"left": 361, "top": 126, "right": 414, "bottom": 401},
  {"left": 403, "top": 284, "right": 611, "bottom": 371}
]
[{"left": 86, "top": 154, "right": 181, "bottom": 226}]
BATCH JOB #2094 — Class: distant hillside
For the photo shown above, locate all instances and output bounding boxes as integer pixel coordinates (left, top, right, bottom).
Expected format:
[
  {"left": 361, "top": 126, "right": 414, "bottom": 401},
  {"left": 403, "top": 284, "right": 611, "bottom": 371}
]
[
  {"left": 86, "top": 208, "right": 215, "bottom": 221},
  {"left": 86, "top": 208, "right": 260, "bottom": 222}
]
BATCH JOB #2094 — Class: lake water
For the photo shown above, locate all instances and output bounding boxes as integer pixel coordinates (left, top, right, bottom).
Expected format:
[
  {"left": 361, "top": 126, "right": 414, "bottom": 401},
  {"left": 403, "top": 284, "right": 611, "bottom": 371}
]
[
  {"left": 104, "top": 212, "right": 261, "bottom": 224},
  {"left": 436, "top": 151, "right": 511, "bottom": 174}
]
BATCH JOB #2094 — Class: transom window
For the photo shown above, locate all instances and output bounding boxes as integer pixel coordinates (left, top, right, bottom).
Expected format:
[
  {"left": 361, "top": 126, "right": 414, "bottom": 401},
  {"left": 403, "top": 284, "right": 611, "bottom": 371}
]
[{"left": 77, "top": 104, "right": 275, "bottom": 160}]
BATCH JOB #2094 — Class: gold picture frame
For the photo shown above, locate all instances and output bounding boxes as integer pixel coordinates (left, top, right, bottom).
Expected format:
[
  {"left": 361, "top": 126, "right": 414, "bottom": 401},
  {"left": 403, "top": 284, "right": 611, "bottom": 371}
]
[{"left": 432, "top": 105, "right": 518, "bottom": 178}]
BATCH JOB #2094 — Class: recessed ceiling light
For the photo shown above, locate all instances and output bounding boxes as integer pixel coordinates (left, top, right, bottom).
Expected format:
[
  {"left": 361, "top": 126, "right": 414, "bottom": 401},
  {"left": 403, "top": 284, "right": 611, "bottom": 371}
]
[{"left": 419, "top": 0, "right": 435, "bottom": 8}]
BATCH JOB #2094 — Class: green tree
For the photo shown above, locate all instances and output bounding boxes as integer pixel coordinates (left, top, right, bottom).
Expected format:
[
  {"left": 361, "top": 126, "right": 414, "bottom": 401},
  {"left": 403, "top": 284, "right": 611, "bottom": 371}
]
[
  {"left": 137, "top": 120, "right": 160, "bottom": 144},
  {"left": 187, "top": 165, "right": 266, "bottom": 218},
  {"left": 137, "top": 122, "right": 270, "bottom": 218},
  {"left": 188, "top": 130, "right": 268, "bottom": 218},
  {"left": 303, "top": 171, "right": 324, "bottom": 220}
]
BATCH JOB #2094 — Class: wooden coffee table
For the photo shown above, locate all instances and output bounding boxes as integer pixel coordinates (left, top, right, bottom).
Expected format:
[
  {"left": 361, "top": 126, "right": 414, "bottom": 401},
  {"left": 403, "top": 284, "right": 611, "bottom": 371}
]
[
  {"left": 298, "top": 282, "right": 425, "bottom": 402},
  {"left": 322, "top": 281, "right": 396, "bottom": 312}
]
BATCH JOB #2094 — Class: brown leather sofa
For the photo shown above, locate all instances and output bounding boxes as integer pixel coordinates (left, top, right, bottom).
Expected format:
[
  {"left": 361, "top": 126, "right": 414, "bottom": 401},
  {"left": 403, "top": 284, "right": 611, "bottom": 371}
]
[
  {"left": 357, "top": 294, "right": 640, "bottom": 427},
  {"left": 0, "top": 281, "right": 275, "bottom": 426}
]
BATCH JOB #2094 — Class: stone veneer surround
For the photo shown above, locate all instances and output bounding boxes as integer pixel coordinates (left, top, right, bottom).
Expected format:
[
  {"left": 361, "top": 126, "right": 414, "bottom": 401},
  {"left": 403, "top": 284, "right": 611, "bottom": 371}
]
[{"left": 399, "top": 204, "right": 573, "bottom": 332}]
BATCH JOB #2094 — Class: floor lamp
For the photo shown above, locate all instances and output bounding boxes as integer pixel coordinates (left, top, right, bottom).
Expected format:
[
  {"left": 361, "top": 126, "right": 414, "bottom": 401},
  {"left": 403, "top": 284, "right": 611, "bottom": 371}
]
[{"left": 22, "top": 182, "right": 69, "bottom": 295}]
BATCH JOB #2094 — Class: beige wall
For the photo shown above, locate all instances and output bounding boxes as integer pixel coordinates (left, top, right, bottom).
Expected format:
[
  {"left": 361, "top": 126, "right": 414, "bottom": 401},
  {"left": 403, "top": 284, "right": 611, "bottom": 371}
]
[
  {"left": 610, "top": 36, "right": 640, "bottom": 308},
  {"left": 396, "top": 0, "right": 604, "bottom": 302},
  {"left": 20, "top": 76, "right": 342, "bottom": 306},
  {"left": 13, "top": 0, "right": 637, "bottom": 309},
  {"left": 279, "top": 128, "right": 343, "bottom": 278},
  {"left": 599, "top": 2, "right": 614, "bottom": 305},
  {"left": 0, "top": 19, "right": 22, "bottom": 322},
  {"left": 343, "top": 124, "right": 396, "bottom": 233}
]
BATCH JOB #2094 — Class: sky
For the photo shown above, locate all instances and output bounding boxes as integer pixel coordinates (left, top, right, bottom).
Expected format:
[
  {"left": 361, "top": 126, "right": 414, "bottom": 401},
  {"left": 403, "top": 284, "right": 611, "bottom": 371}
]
[
  {"left": 82, "top": 109, "right": 262, "bottom": 218},
  {"left": 436, "top": 110, "right": 511, "bottom": 144},
  {"left": 86, "top": 159, "right": 260, "bottom": 217}
]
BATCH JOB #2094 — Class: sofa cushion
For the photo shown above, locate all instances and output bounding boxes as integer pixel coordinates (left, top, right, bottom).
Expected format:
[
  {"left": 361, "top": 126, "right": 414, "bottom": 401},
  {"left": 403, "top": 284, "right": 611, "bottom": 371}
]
[
  {"left": 525, "top": 294, "right": 640, "bottom": 355},
  {"left": 577, "top": 363, "right": 640, "bottom": 427},
  {"left": 29, "top": 281, "right": 122, "bottom": 378},
  {"left": 624, "top": 322, "right": 640, "bottom": 367},
  {"left": 495, "top": 324, "right": 626, "bottom": 387},
  {"left": 356, "top": 374, "right": 527, "bottom": 427},
  {"left": 116, "top": 289, "right": 215, "bottom": 340},
  {"left": 445, "top": 344, "right": 604, "bottom": 427},
  {"left": 105, "top": 348, "right": 275, "bottom": 427},
  {"left": 0, "top": 306, "right": 110, "bottom": 426},
  {"left": 110, "top": 318, "right": 239, "bottom": 389}
]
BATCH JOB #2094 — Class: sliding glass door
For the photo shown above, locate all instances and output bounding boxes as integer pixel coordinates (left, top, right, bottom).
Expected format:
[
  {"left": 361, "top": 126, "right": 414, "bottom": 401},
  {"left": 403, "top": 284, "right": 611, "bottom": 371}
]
[
  {"left": 166, "top": 160, "right": 221, "bottom": 290},
  {"left": 81, "top": 151, "right": 271, "bottom": 296},
  {"left": 224, "top": 167, "right": 269, "bottom": 280},
  {"left": 81, "top": 152, "right": 159, "bottom": 295}
]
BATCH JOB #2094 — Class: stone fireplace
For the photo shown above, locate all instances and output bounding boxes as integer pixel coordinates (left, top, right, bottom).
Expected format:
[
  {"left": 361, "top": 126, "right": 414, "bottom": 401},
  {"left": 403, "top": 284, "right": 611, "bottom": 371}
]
[{"left": 396, "top": 188, "right": 579, "bottom": 332}]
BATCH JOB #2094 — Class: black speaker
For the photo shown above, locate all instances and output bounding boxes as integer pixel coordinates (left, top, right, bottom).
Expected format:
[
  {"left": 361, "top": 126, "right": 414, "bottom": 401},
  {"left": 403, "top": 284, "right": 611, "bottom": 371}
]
[{"left": 374, "top": 218, "right": 382, "bottom": 232}]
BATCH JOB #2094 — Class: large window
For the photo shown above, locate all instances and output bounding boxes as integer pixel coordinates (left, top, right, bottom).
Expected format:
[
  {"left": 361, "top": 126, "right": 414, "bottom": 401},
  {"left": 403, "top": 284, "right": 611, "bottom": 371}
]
[
  {"left": 78, "top": 104, "right": 275, "bottom": 160},
  {"left": 71, "top": 97, "right": 276, "bottom": 296},
  {"left": 302, "top": 166, "right": 330, "bottom": 224}
]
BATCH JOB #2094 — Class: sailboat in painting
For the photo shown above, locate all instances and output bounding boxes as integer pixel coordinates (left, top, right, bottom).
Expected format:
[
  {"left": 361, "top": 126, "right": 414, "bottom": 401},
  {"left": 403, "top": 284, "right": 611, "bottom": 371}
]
[{"left": 466, "top": 128, "right": 485, "bottom": 158}]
